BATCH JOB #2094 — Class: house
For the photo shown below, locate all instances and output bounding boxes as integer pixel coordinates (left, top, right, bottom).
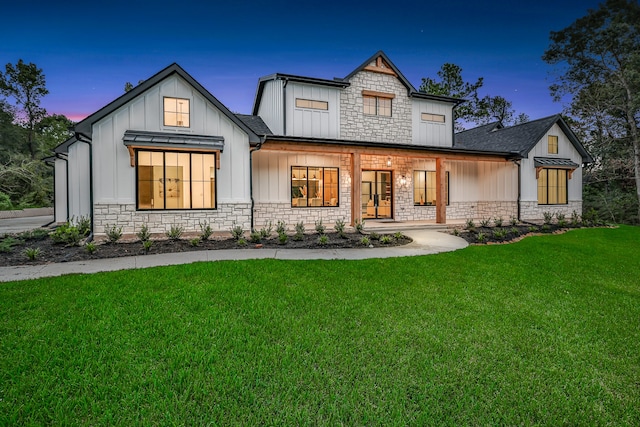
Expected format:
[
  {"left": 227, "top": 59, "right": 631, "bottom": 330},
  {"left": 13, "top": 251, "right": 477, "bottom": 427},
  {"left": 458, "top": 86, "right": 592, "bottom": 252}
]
[{"left": 48, "top": 51, "right": 592, "bottom": 237}]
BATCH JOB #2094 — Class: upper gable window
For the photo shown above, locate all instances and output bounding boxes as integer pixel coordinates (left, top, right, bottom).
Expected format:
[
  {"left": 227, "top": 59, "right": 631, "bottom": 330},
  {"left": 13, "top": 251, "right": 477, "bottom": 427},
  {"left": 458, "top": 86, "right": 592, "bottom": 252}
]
[
  {"left": 421, "top": 113, "right": 446, "bottom": 123},
  {"left": 548, "top": 135, "right": 558, "bottom": 154},
  {"left": 295, "top": 98, "right": 328, "bottom": 110},
  {"left": 164, "top": 97, "right": 190, "bottom": 128},
  {"left": 363, "top": 91, "right": 393, "bottom": 117}
]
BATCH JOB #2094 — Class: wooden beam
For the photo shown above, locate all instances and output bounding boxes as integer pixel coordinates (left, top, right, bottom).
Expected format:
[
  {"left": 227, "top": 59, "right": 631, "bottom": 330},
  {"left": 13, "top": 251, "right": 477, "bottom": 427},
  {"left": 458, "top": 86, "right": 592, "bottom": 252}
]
[
  {"left": 436, "top": 157, "right": 446, "bottom": 224},
  {"left": 351, "top": 152, "right": 362, "bottom": 227},
  {"left": 362, "top": 90, "right": 395, "bottom": 99},
  {"left": 363, "top": 65, "right": 397, "bottom": 77}
]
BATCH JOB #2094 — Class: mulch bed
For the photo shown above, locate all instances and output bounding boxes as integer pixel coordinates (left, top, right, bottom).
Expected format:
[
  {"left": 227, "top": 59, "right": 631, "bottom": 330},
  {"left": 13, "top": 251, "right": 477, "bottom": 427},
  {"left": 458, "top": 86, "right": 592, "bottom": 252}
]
[
  {"left": 452, "top": 222, "right": 586, "bottom": 245},
  {"left": 0, "top": 231, "right": 412, "bottom": 267}
]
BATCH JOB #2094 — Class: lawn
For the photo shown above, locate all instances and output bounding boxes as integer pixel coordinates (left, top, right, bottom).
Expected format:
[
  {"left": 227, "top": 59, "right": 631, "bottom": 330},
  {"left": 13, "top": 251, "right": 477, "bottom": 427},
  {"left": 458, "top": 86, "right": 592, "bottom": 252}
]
[{"left": 1, "top": 226, "right": 639, "bottom": 425}]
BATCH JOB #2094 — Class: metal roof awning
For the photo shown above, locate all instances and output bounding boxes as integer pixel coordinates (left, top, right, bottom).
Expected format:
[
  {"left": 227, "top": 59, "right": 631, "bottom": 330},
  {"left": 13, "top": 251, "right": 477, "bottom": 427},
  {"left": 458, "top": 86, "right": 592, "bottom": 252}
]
[
  {"left": 123, "top": 130, "right": 225, "bottom": 168},
  {"left": 534, "top": 157, "right": 580, "bottom": 179}
]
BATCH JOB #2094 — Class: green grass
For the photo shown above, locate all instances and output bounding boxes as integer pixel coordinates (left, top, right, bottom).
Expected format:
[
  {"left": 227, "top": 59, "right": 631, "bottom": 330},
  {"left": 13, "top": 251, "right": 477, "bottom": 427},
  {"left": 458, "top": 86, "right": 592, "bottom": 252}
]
[{"left": 1, "top": 226, "right": 639, "bottom": 425}]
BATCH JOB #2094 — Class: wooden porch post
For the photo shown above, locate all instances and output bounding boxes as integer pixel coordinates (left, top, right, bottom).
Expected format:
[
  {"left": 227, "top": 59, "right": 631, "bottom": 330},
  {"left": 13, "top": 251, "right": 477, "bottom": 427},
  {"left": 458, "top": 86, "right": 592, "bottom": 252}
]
[
  {"left": 351, "top": 152, "right": 362, "bottom": 226},
  {"left": 436, "top": 157, "right": 446, "bottom": 224}
]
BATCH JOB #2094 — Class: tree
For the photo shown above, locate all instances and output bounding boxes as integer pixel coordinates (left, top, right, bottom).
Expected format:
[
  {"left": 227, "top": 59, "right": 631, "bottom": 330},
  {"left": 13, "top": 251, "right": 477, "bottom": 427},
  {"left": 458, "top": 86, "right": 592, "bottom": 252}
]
[
  {"left": 0, "top": 100, "right": 25, "bottom": 163},
  {"left": 36, "top": 114, "right": 73, "bottom": 156},
  {"left": 543, "top": 0, "right": 640, "bottom": 223},
  {"left": 0, "top": 60, "right": 49, "bottom": 159},
  {"left": 420, "top": 63, "right": 521, "bottom": 130}
]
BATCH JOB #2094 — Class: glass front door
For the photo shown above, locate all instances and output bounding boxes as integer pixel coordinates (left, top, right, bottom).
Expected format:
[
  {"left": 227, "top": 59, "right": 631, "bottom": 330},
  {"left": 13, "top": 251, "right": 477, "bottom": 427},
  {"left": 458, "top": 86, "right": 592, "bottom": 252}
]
[{"left": 361, "top": 170, "right": 392, "bottom": 219}]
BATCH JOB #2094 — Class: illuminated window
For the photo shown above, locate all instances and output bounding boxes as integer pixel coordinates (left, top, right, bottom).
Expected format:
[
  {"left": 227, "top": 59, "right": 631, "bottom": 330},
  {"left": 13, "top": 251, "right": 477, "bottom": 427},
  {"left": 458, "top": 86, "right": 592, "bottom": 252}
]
[
  {"left": 413, "top": 170, "right": 449, "bottom": 206},
  {"left": 363, "top": 95, "right": 392, "bottom": 117},
  {"left": 537, "top": 168, "right": 567, "bottom": 205},
  {"left": 163, "top": 97, "right": 190, "bottom": 127},
  {"left": 291, "top": 166, "right": 339, "bottom": 208},
  {"left": 295, "top": 98, "right": 328, "bottom": 110},
  {"left": 548, "top": 135, "right": 558, "bottom": 154},
  {"left": 137, "top": 150, "right": 215, "bottom": 210},
  {"left": 421, "top": 112, "right": 446, "bottom": 123}
]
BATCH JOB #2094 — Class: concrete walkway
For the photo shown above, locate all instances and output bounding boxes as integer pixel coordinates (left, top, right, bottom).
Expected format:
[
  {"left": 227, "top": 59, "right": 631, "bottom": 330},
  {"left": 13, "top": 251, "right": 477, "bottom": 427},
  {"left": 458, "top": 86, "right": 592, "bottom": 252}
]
[
  {"left": 0, "top": 215, "right": 54, "bottom": 234},
  {"left": 0, "top": 230, "right": 468, "bottom": 282}
]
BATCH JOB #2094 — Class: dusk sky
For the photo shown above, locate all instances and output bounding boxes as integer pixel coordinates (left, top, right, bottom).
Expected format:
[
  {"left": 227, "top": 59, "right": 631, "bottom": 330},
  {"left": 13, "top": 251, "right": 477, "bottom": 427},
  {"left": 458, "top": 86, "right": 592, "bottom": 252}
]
[{"left": 2, "top": 0, "right": 603, "bottom": 123}]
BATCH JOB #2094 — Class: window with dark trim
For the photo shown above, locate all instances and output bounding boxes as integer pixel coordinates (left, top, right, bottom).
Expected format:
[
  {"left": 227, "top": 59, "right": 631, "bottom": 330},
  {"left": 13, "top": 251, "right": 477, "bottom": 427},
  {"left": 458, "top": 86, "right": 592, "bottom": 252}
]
[
  {"left": 413, "top": 170, "right": 449, "bottom": 206},
  {"left": 291, "top": 166, "right": 339, "bottom": 208},
  {"left": 163, "top": 97, "right": 190, "bottom": 127},
  {"left": 295, "top": 98, "right": 328, "bottom": 110},
  {"left": 136, "top": 150, "right": 216, "bottom": 210},
  {"left": 548, "top": 135, "right": 558, "bottom": 154},
  {"left": 537, "top": 168, "right": 567, "bottom": 205},
  {"left": 363, "top": 95, "right": 392, "bottom": 117}
]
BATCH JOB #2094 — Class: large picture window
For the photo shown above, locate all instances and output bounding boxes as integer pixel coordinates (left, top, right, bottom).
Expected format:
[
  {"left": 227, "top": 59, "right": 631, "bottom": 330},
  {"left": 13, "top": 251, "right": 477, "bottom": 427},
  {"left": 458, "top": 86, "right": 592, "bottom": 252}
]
[
  {"left": 163, "top": 97, "right": 190, "bottom": 127},
  {"left": 291, "top": 166, "right": 339, "bottom": 207},
  {"left": 137, "top": 150, "right": 216, "bottom": 210},
  {"left": 413, "top": 170, "right": 449, "bottom": 206},
  {"left": 537, "top": 168, "right": 567, "bottom": 205}
]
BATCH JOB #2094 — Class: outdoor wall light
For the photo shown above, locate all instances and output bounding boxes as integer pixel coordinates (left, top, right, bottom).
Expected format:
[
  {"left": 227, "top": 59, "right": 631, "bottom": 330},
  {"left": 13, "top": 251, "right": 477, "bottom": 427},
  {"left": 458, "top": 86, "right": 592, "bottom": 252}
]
[
  {"left": 400, "top": 175, "right": 407, "bottom": 187},
  {"left": 387, "top": 156, "right": 392, "bottom": 167}
]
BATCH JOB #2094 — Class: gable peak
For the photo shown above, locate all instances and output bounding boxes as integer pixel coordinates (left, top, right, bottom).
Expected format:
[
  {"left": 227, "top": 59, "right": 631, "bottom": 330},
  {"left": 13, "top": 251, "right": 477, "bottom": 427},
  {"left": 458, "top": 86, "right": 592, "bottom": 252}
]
[{"left": 364, "top": 55, "right": 398, "bottom": 77}]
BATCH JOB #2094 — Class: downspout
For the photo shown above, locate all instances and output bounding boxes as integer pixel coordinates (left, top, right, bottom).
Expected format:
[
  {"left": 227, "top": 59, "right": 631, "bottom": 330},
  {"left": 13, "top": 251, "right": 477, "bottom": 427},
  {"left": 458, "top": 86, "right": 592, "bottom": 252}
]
[
  {"left": 43, "top": 160, "right": 57, "bottom": 227},
  {"left": 282, "top": 77, "right": 289, "bottom": 135},
  {"left": 75, "top": 132, "right": 94, "bottom": 242},
  {"left": 512, "top": 159, "right": 521, "bottom": 221},
  {"left": 249, "top": 140, "right": 264, "bottom": 231}
]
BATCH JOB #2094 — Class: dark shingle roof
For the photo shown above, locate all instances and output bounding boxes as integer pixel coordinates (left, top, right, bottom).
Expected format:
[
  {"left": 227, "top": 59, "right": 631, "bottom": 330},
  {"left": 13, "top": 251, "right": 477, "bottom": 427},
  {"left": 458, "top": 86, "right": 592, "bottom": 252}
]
[
  {"left": 455, "top": 115, "right": 592, "bottom": 163},
  {"left": 235, "top": 114, "right": 272, "bottom": 136}
]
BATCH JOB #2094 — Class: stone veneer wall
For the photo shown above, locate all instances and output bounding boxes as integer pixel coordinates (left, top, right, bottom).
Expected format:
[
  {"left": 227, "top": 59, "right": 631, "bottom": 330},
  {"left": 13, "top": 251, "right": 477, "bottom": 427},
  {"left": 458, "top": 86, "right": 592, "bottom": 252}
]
[
  {"left": 446, "top": 202, "right": 518, "bottom": 221},
  {"left": 520, "top": 201, "right": 582, "bottom": 222},
  {"left": 253, "top": 155, "right": 352, "bottom": 228},
  {"left": 93, "top": 203, "right": 251, "bottom": 237},
  {"left": 340, "top": 70, "right": 412, "bottom": 143}
]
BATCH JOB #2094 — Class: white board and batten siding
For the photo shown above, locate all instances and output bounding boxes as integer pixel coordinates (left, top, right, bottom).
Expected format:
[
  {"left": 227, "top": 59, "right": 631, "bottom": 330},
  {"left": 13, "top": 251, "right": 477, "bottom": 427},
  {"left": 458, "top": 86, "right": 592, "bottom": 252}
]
[
  {"left": 53, "top": 158, "right": 68, "bottom": 223},
  {"left": 91, "top": 74, "right": 251, "bottom": 205},
  {"left": 447, "top": 160, "right": 518, "bottom": 202},
  {"left": 286, "top": 82, "right": 340, "bottom": 139},
  {"left": 520, "top": 123, "right": 583, "bottom": 202},
  {"left": 252, "top": 151, "right": 341, "bottom": 203},
  {"left": 257, "top": 79, "right": 284, "bottom": 135},
  {"left": 67, "top": 142, "right": 91, "bottom": 220},
  {"left": 412, "top": 99, "right": 453, "bottom": 147}
]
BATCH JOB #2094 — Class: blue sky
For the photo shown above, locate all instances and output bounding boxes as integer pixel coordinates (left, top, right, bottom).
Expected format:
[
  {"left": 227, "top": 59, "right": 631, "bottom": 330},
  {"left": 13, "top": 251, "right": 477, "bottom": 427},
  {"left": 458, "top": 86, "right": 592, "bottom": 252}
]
[{"left": 1, "top": 0, "right": 602, "bottom": 123}]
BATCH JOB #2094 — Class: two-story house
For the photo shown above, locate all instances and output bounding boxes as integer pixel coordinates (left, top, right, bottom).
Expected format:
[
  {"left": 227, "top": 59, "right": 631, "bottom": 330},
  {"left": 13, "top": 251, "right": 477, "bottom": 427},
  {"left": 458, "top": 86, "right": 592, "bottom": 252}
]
[{"left": 48, "top": 51, "right": 591, "bottom": 237}]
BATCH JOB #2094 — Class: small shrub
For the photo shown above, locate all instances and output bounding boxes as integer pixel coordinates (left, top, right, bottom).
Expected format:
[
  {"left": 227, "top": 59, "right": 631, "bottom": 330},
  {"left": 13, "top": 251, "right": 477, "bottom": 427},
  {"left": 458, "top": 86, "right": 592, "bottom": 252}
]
[
  {"left": 380, "top": 235, "right": 392, "bottom": 244},
  {"left": 24, "top": 247, "right": 40, "bottom": 261},
  {"left": 493, "top": 217, "right": 503, "bottom": 227},
  {"left": 230, "top": 222, "right": 244, "bottom": 240},
  {"left": 199, "top": 221, "right": 213, "bottom": 241},
  {"left": 85, "top": 242, "right": 97, "bottom": 254},
  {"left": 510, "top": 217, "right": 518, "bottom": 226},
  {"left": 104, "top": 224, "right": 123, "bottom": 243},
  {"left": 315, "top": 219, "right": 326, "bottom": 235},
  {"left": 276, "top": 220, "right": 287, "bottom": 235},
  {"left": 493, "top": 229, "right": 507, "bottom": 240},
  {"left": 75, "top": 216, "right": 91, "bottom": 236},
  {"left": 278, "top": 232, "right": 288, "bottom": 245},
  {"left": 369, "top": 231, "right": 380, "bottom": 241},
  {"left": 0, "top": 237, "right": 22, "bottom": 253},
  {"left": 571, "top": 210, "right": 581, "bottom": 227},
  {"left": 452, "top": 228, "right": 460, "bottom": 236},
  {"left": 250, "top": 230, "right": 262, "bottom": 243},
  {"left": 556, "top": 212, "right": 567, "bottom": 227},
  {"left": 189, "top": 237, "right": 201, "bottom": 247},
  {"left": 543, "top": 211, "right": 554, "bottom": 225},
  {"left": 318, "top": 234, "right": 329, "bottom": 246},
  {"left": 142, "top": 240, "right": 153, "bottom": 253},
  {"left": 480, "top": 218, "right": 490, "bottom": 227},
  {"left": 394, "top": 231, "right": 404, "bottom": 240},
  {"left": 51, "top": 222, "right": 82, "bottom": 246},
  {"left": 166, "top": 225, "right": 183, "bottom": 241},
  {"left": 355, "top": 218, "right": 365, "bottom": 234},
  {"left": 334, "top": 218, "right": 346, "bottom": 238},
  {"left": 136, "top": 224, "right": 151, "bottom": 242},
  {"left": 260, "top": 220, "right": 273, "bottom": 239},
  {"left": 476, "top": 232, "right": 486, "bottom": 243},
  {"left": 465, "top": 219, "right": 475, "bottom": 230},
  {"left": 0, "top": 191, "right": 13, "bottom": 210},
  {"left": 237, "top": 238, "right": 247, "bottom": 247},
  {"left": 541, "top": 224, "right": 551, "bottom": 232},
  {"left": 19, "top": 228, "right": 50, "bottom": 241},
  {"left": 528, "top": 226, "right": 539, "bottom": 233},
  {"left": 294, "top": 221, "right": 305, "bottom": 241},
  {"left": 510, "top": 227, "right": 520, "bottom": 236},
  {"left": 360, "top": 236, "right": 371, "bottom": 246}
]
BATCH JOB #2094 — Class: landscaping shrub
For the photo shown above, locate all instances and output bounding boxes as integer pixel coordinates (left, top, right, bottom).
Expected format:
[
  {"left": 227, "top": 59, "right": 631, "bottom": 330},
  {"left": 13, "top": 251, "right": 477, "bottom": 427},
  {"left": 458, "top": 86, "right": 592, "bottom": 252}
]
[{"left": 104, "top": 224, "right": 123, "bottom": 243}]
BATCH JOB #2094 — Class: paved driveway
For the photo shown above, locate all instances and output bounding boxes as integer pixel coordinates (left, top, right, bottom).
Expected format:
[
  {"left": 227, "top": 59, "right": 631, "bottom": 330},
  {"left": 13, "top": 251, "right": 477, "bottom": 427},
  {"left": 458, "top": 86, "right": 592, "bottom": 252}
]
[{"left": 0, "top": 216, "right": 54, "bottom": 234}]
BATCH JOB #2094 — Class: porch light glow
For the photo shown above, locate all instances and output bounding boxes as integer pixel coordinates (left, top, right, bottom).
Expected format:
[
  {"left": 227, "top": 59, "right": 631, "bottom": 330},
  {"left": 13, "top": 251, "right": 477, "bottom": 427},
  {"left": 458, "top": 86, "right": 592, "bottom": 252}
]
[
  {"left": 387, "top": 156, "right": 392, "bottom": 167},
  {"left": 400, "top": 175, "right": 407, "bottom": 187}
]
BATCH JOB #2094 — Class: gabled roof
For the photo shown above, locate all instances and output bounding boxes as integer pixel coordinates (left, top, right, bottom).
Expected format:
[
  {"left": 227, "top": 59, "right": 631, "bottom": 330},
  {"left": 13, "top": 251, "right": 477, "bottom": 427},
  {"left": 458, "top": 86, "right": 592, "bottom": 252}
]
[
  {"left": 74, "top": 63, "right": 260, "bottom": 144},
  {"left": 455, "top": 114, "right": 593, "bottom": 163},
  {"left": 52, "top": 135, "right": 77, "bottom": 155},
  {"left": 236, "top": 114, "right": 272, "bottom": 136}
]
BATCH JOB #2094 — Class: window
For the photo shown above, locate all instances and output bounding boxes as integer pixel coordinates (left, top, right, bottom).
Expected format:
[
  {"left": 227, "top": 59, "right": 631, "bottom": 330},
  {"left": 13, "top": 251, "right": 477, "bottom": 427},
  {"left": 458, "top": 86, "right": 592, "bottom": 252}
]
[
  {"left": 291, "top": 166, "right": 339, "bottom": 208},
  {"left": 421, "top": 112, "right": 446, "bottom": 123},
  {"left": 413, "top": 171, "right": 449, "bottom": 206},
  {"left": 537, "top": 168, "right": 567, "bottom": 205},
  {"left": 137, "top": 150, "right": 215, "bottom": 209},
  {"left": 295, "top": 98, "right": 328, "bottom": 110},
  {"left": 363, "top": 95, "right": 392, "bottom": 117},
  {"left": 164, "top": 97, "right": 190, "bottom": 127},
  {"left": 548, "top": 135, "right": 558, "bottom": 154}
]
